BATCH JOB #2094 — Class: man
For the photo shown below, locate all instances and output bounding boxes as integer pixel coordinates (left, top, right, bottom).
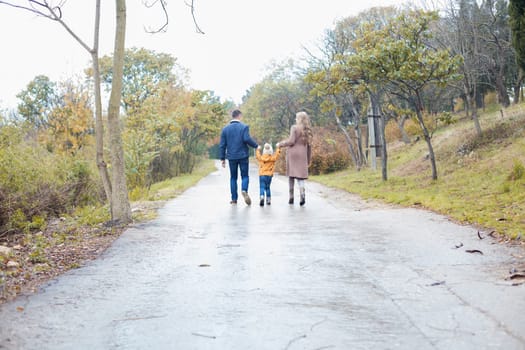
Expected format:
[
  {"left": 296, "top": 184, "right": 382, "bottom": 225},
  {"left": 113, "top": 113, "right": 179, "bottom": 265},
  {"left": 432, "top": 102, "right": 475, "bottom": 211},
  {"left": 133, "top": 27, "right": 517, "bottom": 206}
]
[{"left": 219, "top": 109, "right": 258, "bottom": 205}]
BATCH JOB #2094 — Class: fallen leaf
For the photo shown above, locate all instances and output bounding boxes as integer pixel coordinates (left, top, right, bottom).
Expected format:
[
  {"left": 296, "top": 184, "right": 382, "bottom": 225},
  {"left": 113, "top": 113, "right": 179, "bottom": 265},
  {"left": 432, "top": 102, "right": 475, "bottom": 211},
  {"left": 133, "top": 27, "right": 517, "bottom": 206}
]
[
  {"left": 477, "top": 231, "right": 484, "bottom": 240},
  {"left": 16, "top": 306, "right": 24, "bottom": 312},
  {"left": 465, "top": 249, "right": 484, "bottom": 255},
  {"left": 192, "top": 332, "right": 216, "bottom": 339},
  {"left": 453, "top": 242, "right": 463, "bottom": 249},
  {"left": 428, "top": 281, "right": 446, "bottom": 287},
  {"left": 507, "top": 273, "right": 525, "bottom": 280},
  {"left": 198, "top": 264, "right": 211, "bottom": 267}
]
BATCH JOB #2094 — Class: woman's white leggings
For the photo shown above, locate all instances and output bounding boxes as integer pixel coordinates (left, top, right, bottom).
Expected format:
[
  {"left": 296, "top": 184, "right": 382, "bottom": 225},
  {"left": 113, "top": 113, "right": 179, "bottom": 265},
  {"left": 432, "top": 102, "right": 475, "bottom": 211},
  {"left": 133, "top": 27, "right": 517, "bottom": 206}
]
[{"left": 289, "top": 177, "right": 305, "bottom": 193}]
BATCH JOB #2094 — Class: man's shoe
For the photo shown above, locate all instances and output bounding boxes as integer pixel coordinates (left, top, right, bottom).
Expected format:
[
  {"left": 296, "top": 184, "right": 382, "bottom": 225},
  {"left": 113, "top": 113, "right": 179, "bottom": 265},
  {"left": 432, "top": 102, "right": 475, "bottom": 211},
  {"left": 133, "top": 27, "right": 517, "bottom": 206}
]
[
  {"left": 259, "top": 196, "right": 264, "bottom": 206},
  {"left": 266, "top": 197, "right": 271, "bottom": 205},
  {"left": 288, "top": 198, "right": 294, "bottom": 205},
  {"left": 230, "top": 200, "right": 237, "bottom": 204},
  {"left": 242, "top": 191, "right": 251, "bottom": 205}
]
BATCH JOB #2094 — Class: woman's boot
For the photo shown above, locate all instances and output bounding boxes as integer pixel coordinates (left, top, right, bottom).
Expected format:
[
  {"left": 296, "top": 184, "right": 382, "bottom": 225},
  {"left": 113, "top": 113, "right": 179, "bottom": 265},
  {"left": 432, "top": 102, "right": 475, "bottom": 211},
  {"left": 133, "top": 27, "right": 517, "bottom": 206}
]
[
  {"left": 299, "top": 186, "right": 305, "bottom": 206},
  {"left": 288, "top": 177, "right": 294, "bottom": 204}
]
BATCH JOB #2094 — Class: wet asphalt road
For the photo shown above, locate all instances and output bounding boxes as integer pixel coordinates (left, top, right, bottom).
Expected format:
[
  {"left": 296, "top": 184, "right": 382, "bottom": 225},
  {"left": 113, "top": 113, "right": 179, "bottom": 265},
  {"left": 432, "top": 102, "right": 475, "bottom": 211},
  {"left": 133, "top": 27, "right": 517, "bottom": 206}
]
[{"left": 1, "top": 162, "right": 525, "bottom": 350}]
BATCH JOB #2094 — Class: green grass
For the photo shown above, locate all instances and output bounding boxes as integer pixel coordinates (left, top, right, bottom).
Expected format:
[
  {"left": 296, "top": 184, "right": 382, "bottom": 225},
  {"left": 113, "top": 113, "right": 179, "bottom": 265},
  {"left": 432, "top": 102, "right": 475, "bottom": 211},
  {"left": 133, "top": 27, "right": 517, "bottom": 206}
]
[
  {"left": 146, "top": 159, "right": 217, "bottom": 201},
  {"left": 312, "top": 104, "right": 525, "bottom": 239}
]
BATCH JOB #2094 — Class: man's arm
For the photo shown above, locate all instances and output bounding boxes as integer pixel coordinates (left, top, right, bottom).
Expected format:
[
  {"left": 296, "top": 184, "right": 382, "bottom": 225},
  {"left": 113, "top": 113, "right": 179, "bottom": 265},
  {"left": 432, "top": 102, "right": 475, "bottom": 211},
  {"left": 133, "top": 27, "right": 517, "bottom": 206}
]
[
  {"left": 219, "top": 128, "right": 227, "bottom": 167},
  {"left": 243, "top": 126, "right": 258, "bottom": 148}
]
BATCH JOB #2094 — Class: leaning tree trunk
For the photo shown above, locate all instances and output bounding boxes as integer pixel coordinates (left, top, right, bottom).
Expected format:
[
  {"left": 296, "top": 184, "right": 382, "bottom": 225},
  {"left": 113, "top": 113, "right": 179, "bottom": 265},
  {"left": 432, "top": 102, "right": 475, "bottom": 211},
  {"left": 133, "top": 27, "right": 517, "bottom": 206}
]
[
  {"left": 107, "top": 0, "right": 131, "bottom": 223},
  {"left": 379, "top": 113, "right": 388, "bottom": 181},
  {"left": 334, "top": 110, "right": 359, "bottom": 170},
  {"left": 464, "top": 85, "right": 482, "bottom": 137},
  {"left": 91, "top": 0, "right": 112, "bottom": 203},
  {"left": 397, "top": 115, "right": 411, "bottom": 144},
  {"left": 354, "top": 123, "right": 365, "bottom": 166},
  {"left": 495, "top": 66, "right": 511, "bottom": 108},
  {"left": 415, "top": 92, "right": 438, "bottom": 180}
]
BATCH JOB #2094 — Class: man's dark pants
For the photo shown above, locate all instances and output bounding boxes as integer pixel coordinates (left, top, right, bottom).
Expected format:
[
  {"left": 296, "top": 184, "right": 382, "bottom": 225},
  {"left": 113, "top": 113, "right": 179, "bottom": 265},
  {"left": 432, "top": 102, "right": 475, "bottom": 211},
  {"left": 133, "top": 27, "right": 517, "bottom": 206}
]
[{"left": 228, "top": 158, "right": 249, "bottom": 201}]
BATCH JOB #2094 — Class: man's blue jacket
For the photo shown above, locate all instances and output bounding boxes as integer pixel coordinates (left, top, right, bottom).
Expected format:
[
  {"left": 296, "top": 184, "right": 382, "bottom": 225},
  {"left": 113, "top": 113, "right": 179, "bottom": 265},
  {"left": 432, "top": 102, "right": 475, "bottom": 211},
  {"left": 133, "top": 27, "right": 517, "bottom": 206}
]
[{"left": 219, "top": 120, "right": 258, "bottom": 160}]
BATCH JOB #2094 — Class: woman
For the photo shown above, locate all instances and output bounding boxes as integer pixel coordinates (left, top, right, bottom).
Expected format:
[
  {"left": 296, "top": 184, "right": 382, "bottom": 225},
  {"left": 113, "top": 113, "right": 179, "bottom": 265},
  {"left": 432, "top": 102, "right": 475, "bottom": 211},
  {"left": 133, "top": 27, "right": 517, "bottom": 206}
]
[{"left": 277, "top": 111, "right": 313, "bottom": 206}]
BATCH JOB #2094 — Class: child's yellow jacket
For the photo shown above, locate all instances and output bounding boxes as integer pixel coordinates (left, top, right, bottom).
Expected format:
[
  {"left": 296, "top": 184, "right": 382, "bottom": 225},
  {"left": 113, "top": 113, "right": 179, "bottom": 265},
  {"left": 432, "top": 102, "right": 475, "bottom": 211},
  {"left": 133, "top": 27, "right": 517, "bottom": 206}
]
[{"left": 255, "top": 148, "right": 281, "bottom": 176}]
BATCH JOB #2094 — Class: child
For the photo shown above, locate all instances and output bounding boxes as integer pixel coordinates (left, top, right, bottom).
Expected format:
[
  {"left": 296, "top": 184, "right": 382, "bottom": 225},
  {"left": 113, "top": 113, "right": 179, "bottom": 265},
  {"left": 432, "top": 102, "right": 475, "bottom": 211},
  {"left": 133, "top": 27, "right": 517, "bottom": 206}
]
[{"left": 255, "top": 143, "right": 281, "bottom": 206}]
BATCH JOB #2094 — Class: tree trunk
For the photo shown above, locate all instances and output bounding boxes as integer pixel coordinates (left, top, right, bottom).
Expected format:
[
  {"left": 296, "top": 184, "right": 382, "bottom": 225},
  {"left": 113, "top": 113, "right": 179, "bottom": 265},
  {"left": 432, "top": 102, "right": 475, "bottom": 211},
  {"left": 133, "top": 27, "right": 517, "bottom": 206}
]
[
  {"left": 347, "top": 93, "right": 365, "bottom": 167},
  {"left": 495, "top": 67, "right": 510, "bottom": 107},
  {"left": 414, "top": 93, "right": 438, "bottom": 180},
  {"left": 462, "top": 71, "right": 482, "bottom": 136},
  {"left": 513, "top": 70, "right": 523, "bottom": 104},
  {"left": 91, "top": 0, "right": 112, "bottom": 203},
  {"left": 107, "top": 0, "right": 131, "bottom": 223},
  {"left": 379, "top": 113, "right": 388, "bottom": 181},
  {"left": 465, "top": 87, "right": 482, "bottom": 136},
  {"left": 334, "top": 111, "right": 359, "bottom": 170},
  {"left": 354, "top": 124, "right": 365, "bottom": 166},
  {"left": 397, "top": 115, "right": 411, "bottom": 144}
]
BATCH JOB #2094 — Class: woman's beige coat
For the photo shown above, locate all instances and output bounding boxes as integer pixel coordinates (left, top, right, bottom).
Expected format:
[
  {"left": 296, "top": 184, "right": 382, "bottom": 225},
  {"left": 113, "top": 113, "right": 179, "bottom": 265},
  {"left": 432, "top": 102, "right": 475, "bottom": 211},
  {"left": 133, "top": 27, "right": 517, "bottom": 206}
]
[{"left": 280, "top": 125, "right": 311, "bottom": 179}]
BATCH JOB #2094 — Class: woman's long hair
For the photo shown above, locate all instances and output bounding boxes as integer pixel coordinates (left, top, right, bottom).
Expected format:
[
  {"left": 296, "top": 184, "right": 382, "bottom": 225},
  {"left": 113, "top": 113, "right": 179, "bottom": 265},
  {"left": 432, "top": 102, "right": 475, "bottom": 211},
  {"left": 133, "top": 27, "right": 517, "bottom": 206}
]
[{"left": 295, "top": 111, "right": 313, "bottom": 144}]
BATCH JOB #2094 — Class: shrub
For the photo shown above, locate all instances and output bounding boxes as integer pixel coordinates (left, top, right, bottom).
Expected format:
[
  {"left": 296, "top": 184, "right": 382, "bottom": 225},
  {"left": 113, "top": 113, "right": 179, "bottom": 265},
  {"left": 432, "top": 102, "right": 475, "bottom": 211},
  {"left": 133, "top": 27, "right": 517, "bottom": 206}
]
[
  {"left": 385, "top": 120, "right": 402, "bottom": 142},
  {"left": 403, "top": 118, "right": 422, "bottom": 137},
  {"left": 309, "top": 128, "right": 352, "bottom": 175},
  {"left": 508, "top": 161, "right": 525, "bottom": 181},
  {"left": 454, "top": 98, "right": 465, "bottom": 112},
  {"left": 0, "top": 126, "right": 102, "bottom": 236},
  {"left": 274, "top": 127, "right": 352, "bottom": 176},
  {"left": 457, "top": 121, "right": 516, "bottom": 156},
  {"left": 484, "top": 91, "right": 498, "bottom": 105}
]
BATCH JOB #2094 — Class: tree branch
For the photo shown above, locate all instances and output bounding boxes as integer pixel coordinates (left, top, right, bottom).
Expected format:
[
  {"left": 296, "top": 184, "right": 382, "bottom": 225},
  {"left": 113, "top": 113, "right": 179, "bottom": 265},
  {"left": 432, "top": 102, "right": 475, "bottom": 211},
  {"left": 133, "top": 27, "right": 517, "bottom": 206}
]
[
  {"left": 143, "top": 0, "right": 168, "bottom": 33},
  {"left": 0, "top": 0, "right": 92, "bottom": 52},
  {"left": 185, "top": 0, "right": 204, "bottom": 34},
  {"left": 0, "top": 0, "right": 55, "bottom": 19}
]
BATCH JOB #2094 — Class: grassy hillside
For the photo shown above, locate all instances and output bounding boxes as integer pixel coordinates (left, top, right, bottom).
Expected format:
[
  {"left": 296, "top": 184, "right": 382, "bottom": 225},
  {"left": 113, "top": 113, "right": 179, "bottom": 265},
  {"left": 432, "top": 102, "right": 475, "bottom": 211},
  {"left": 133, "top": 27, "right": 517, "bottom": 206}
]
[{"left": 313, "top": 104, "right": 525, "bottom": 239}]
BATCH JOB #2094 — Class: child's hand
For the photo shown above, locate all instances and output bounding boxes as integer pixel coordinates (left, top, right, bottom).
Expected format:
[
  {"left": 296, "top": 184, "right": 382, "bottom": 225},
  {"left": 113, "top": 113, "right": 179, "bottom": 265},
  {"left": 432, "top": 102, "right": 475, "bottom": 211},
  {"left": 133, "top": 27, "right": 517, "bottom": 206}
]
[{"left": 257, "top": 145, "right": 262, "bottom": 150}]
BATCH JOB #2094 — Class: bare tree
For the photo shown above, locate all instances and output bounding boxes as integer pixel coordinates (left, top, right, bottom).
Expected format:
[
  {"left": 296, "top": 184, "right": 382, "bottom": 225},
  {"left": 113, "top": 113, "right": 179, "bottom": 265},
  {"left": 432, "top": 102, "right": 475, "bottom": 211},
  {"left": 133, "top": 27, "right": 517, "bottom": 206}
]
[
  {"left": 0, "top": 0, "right": 113, "bottom": 211},
  {"left": 430, "top": 0, "right": 484, "bottom": 136}
]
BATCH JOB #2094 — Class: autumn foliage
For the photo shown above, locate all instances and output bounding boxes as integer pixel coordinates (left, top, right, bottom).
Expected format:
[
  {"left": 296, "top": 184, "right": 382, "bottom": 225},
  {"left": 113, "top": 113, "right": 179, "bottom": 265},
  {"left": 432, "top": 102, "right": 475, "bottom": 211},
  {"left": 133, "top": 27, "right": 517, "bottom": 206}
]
[{"left": 274, "top": 127, "right": 351, "bottom": 176}]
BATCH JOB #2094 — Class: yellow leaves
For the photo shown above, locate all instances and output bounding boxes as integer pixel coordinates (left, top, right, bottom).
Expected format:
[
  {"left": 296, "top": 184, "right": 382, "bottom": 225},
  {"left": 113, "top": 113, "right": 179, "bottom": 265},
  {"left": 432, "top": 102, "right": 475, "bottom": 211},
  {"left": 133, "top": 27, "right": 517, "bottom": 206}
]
[
  {"left": 43, "top": 81, "right": 94, "bottom": 154},
  {"left": 122, "top": 85, "right": 226, "bottom": 187}
]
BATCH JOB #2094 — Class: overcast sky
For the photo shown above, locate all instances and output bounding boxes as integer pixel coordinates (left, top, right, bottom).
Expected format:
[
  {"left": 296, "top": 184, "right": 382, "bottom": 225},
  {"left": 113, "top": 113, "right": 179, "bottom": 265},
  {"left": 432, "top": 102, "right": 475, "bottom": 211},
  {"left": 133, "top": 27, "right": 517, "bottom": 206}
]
[{"left": 0, "top": 0, "right": 404, "bottom": 110}]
